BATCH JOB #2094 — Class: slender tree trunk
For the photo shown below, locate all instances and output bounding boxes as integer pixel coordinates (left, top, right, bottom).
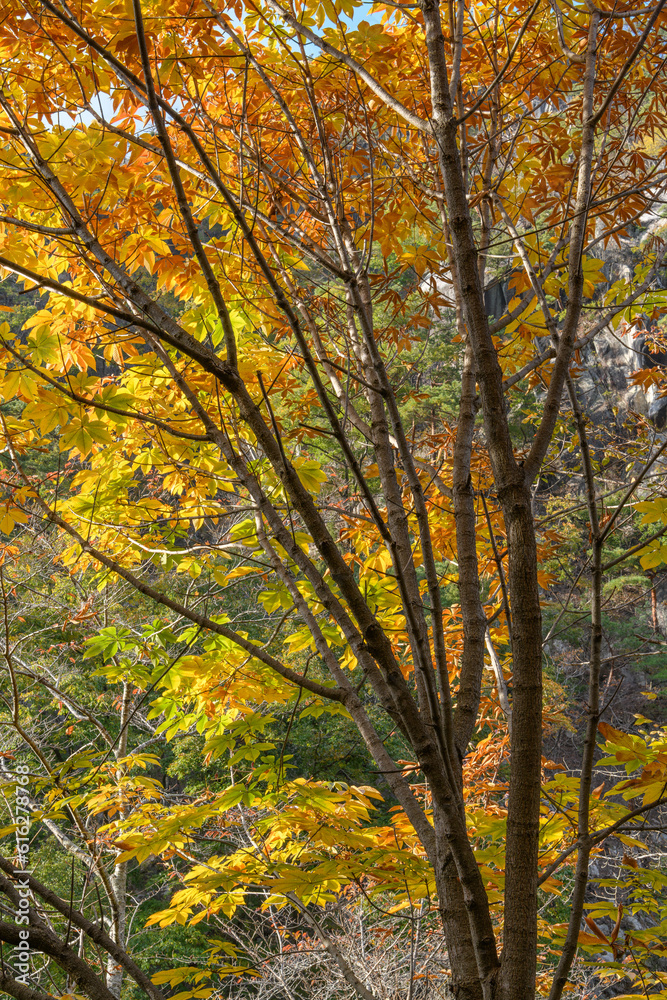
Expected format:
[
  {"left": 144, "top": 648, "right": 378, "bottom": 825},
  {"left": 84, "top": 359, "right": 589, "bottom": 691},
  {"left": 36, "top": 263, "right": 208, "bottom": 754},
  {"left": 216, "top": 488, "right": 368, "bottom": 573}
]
[
  {"left": 106, "top": 682, "right": 131, "bottom": 998},
  {"left": 433, "top": 811, "right": 485, "bottom": 1000},
  {"left": 105, "top": 863, "right": 127, "bottom": 999},
  {"left": 650, "top": 573, "right": 659, "bottom": 632},
  {"left": 452, "top": 340, "right": 487, "bottom": 756},
  {"left": 548, "top": 379, "right": 603, "bottom": 1000},
  {"left": 419, "top": 1, "right": 545, "bottom": 989},
  {"left": 498, "top": 483, "right": 542, "bottom": 1000}
]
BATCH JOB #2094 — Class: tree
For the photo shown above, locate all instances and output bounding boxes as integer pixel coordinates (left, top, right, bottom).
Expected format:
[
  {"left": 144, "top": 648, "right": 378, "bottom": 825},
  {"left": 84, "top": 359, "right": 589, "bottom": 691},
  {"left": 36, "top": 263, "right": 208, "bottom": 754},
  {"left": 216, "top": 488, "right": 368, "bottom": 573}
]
[
  {"left": 0, "top": 537, "right": 177, "bottom": 1000},
  {"left": 1, "top": 0, "right": 667, "bottom": 997}
]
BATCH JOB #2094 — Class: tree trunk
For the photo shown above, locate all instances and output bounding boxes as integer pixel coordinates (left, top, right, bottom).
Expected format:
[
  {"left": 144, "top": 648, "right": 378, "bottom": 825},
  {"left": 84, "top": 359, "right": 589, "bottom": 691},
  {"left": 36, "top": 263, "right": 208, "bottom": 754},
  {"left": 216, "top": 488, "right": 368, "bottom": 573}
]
[
  {"left": 433, "top": 811, "right": 486, "bottom": 1000},
  {"left": 498, "top": 483, "right": 542, "bottom": 1000},
  {"left": 106, "top": 682, "right": 131, "bottom": 998}
]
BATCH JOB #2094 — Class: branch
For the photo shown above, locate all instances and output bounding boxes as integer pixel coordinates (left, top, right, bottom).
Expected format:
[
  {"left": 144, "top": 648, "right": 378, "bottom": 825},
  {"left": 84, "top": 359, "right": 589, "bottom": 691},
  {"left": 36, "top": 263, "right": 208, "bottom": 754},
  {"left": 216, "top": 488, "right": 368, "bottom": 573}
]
[
  {"left": 0, "top": 915, "right": 115, "bottom": 1000},
  {"left": 0, "top": 427, "right": 343, "bottom": 703},
  {"left": 600, "top": 436, "right": 667, "bottom": 545},
  {"left": 548, "top": 0, "right": 586, "bottom": 64},
  {"left": 586, "top": 0, "right": 663, "bottom": 18},
  {"left": 263, "top": 0, "right": 430, "bottom": 134},
  {"left": 10, "top": 657, "right": 112, "bottom": 745},
  {"left": 548, "top": 374, "right": 603, "bottom": 1000},
  {"left": 538, "top": 793, "right": 667, "bottom": 887},
  {"left": 590, "top": 0, "right": 667, "bottom": 127},
  {"left": 0, "top": 761, "right": 92, "bottom": 866},
  {"left": 0, "top": 858, "right": 165, "bottom": 1000},
  {"left": 253, "top": 513, "right": 436, "bottom": 852},
  {"left": 448, "top": 0, "right": 465, "bottom": 100},
  {"left": 284, "top": 892, "right": 379, "bottom": 1000},
  {"left": 456, "top": 0, "right": 542, "bottom": 124},
  {"left": 485, "top": 629, "right": 512, "bottom": 733},
  {"left": 0, "top": 336, "right": 210, "bottom": 442},
  {"left": 452, "top": 341, "right": 487, "bottom": 756},
  {"left": 131, "top": 0, "right": 238, "bottom": 368},
  {"left": 0, "top": 256, "right": 160, "bottom": 336},
  {"left": 0, "top": 102, "right": 413, "bottom": 723},
  {"left": 0, "top": 971, "right": 57, "bottom": 1000},
  {"left": 523, "top": 11, "right": 600, "bottom": 485},
  {"left": 602, "top": 523, "right": 667, "bottom": 572}
]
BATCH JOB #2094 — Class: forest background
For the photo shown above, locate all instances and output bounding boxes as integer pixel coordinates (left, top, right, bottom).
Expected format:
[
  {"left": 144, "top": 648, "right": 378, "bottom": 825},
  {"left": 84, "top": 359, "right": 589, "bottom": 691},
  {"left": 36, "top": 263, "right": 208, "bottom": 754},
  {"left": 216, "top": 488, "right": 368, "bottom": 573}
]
[{"left": 1, "top": 1, "right": 667, "bottom": 999}]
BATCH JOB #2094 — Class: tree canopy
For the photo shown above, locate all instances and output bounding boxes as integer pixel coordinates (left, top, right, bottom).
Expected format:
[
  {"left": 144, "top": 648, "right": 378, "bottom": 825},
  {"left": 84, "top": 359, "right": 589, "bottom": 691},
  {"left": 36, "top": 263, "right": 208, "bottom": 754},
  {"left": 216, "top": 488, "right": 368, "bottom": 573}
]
[{"left": 1, "top": 1, "right": 667, "bottom": 998}]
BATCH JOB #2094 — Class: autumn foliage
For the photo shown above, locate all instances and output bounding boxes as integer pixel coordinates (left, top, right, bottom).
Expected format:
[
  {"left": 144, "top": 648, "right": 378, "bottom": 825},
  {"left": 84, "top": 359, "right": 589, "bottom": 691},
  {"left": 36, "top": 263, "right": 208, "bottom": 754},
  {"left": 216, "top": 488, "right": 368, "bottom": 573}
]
[{"left": 1, "top": 0, "right": 667, "bottom": 998}]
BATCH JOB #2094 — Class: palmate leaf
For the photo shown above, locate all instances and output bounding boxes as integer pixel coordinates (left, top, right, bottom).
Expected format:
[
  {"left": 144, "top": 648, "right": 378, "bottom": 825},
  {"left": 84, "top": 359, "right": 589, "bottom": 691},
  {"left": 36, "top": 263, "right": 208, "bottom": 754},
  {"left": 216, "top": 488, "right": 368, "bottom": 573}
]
[{"left": 0, "top": 504, "right": 29, "bottom": 535}]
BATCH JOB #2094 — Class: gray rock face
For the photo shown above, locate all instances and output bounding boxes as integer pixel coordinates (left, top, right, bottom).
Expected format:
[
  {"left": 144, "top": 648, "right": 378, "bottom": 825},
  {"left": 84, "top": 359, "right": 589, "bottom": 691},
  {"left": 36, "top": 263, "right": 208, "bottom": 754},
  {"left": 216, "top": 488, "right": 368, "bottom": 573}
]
[
  {"left": 577, "top": 318, "right": 667, "bottom": 428},
  {"left": 582, "top": 213, "right": 667, "bottom": 427},
  {"left": 429, "top": 211, "right": 667, "bottom": 428}
]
